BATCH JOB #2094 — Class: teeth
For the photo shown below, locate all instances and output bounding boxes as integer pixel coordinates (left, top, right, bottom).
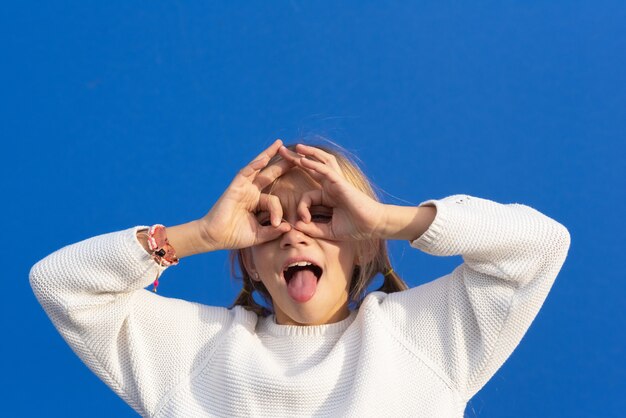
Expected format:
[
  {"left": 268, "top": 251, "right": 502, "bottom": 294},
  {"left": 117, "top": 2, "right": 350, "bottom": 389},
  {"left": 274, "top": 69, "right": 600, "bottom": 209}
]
[{"left": 284, "top": 261, "right": 313, "bottom": 271}]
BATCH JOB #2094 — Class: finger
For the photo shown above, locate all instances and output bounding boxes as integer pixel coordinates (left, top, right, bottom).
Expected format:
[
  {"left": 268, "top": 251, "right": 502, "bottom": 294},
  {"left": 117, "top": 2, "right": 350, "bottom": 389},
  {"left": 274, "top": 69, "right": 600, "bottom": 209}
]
[
  {"left": 277, "top": 147, "right": 326, "bottom": 182},
  {"left": 237, "top": 158, "right": 269, "bottom": 179},
  {"left": 276, "top": 146, "right": 320, "bottom": 178},
  {"left": 277, "top": 145, "right": 304, "bottom": 163},
  {"left": 256, "top": 221, "right": 291, "bottom": 243},
  {"left": 268, "top": 194, "right": 284, "bottom": 228},
  {"left": 294, "top": 144, "right": 343, "bottom": 173},
  {"left": 258, "top": 193, "right": 284, "bottom": 227},
  {"left": 297, "top": 189, "right": 324, "bottom": 223},
  {"left": 279, "top": 145, "right": 343, "bottom": 183},
  {"left": 253, "top": 157, "right": 294, "bottom": 191},
  {"left": 298, "top": 157, "right": 344, "bottom": 184},
  {"left": 293, "top": 220, "right": 331, "bottom": 240},
  {"left": 251, "top": 139, "right": 284, "bottom": 164},
  {"left": 238, "top": 139, "right": 283, "bottom": 179}
]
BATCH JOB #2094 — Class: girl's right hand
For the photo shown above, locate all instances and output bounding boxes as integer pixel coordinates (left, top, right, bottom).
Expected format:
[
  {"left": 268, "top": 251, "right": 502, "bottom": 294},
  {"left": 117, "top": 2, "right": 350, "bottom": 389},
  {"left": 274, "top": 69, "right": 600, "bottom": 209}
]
[{"left": 198, "top": 140, "right": 293, "bottom": 251}]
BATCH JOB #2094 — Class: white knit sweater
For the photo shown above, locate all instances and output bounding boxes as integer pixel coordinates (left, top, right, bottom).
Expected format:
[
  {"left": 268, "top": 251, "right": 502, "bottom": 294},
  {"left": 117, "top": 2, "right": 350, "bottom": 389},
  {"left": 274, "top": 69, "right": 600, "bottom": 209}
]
[{"left": 30, "top": 195, "right": 570, "bottom": 417}]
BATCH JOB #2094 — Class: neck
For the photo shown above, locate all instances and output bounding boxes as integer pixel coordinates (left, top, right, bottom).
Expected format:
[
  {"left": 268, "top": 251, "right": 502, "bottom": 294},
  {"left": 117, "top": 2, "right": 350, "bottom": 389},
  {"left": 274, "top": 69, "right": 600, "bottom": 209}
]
[{"left": 274, "top": 304, "right": 351, "bottom": 326}]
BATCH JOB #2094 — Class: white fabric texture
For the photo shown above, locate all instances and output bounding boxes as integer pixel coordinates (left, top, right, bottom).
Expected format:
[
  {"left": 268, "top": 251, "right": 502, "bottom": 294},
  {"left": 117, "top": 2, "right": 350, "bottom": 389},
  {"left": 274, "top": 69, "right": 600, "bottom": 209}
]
[{"left": 30, "top": 195, "right": 570, "bottom": 417}]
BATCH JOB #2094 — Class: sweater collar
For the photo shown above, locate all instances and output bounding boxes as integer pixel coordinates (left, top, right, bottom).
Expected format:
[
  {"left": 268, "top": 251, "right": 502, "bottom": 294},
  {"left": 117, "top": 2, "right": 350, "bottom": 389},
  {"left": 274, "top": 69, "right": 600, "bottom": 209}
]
[{"left": 257, "top": 310, "right": 357, "bottom": 337}]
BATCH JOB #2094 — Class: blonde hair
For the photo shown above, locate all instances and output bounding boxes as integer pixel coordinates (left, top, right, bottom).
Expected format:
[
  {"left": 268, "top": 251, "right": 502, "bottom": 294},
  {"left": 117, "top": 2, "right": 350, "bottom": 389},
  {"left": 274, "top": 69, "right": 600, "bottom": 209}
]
[{"left": 230, "top": 140, "right": 408, "bottom": 316}]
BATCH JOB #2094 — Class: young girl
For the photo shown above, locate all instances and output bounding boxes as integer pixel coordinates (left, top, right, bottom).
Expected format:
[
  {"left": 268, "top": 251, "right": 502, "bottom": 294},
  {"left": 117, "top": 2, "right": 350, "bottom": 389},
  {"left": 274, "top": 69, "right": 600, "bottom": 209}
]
[{"left": 31, "top": 139, "right": 570, "bottom": 417}]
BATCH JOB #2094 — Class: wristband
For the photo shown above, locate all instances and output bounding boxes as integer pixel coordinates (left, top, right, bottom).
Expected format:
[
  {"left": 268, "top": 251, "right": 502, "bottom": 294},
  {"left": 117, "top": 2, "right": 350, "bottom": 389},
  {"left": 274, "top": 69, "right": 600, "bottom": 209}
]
[{"left": 145, "top": 224, "right": 179, "bottom": 292}]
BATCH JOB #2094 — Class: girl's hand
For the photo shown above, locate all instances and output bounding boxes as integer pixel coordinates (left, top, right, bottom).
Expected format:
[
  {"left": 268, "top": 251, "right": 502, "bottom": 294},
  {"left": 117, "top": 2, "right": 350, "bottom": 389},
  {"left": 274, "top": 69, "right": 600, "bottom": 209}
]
[
  {"left": 278, "top": 144, "right": 388, "bottom": 241},
  {"left": 199, "top": 140, "right": 293, "bottom": 250}
]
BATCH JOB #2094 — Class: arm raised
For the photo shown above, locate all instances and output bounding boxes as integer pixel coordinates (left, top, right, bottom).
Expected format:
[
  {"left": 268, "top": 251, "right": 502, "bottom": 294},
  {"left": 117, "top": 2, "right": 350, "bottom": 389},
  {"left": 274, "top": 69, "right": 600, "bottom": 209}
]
[{"left": 378, "top": 195, "right": 570, "bottom": 400}]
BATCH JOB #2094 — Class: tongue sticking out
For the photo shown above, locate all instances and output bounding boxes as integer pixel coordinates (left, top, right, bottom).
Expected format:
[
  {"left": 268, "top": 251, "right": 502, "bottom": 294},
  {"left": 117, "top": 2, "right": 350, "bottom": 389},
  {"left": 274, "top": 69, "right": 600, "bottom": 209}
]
[{"left": 287, "top": 269, "right": 318, "bottom": 303}]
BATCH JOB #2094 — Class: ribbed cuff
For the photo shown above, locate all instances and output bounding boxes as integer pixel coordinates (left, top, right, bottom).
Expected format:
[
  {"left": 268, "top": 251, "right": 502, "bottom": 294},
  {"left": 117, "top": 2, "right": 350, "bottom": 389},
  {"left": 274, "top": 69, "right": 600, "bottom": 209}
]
[
  {"left": 409, "top": 195, "right": 472, "bottom": 254},
  {"left": 122, "top": 226, "right": 169, "bottom": 285}
]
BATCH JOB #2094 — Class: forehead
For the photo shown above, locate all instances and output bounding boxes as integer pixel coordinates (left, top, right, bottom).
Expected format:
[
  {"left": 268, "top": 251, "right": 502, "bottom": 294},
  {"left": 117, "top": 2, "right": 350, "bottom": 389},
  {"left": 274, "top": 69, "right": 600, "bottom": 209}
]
[{"left": 264, "top": 167, "right": 321, "bottom": 200}]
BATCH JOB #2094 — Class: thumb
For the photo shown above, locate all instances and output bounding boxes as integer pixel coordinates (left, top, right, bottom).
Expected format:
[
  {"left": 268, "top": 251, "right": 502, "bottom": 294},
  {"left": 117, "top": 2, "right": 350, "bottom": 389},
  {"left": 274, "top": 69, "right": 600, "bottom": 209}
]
[
  {"left": 255, "top": 221, "right": 292, "bottom": 244},
  {"left": 293, "top": 220, "right": 333, "bottom": 240}
]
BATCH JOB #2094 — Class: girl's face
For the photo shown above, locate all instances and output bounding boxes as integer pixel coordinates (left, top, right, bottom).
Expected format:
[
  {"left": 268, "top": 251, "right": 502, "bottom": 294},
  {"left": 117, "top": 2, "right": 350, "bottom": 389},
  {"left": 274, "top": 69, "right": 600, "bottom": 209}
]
[{"left": 245, "top": 168, "right": 358, "bottom": 326}]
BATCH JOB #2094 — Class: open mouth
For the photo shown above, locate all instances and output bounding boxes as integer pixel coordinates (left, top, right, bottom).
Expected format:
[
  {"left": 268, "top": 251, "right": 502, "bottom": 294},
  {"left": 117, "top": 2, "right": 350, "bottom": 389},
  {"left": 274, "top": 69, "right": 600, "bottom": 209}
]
[
  {"left": 283, "top": 262, "right": 323, "bottom": 283},
  {"left": 282, "top": 260, "right": 323, "bottom": 303}
]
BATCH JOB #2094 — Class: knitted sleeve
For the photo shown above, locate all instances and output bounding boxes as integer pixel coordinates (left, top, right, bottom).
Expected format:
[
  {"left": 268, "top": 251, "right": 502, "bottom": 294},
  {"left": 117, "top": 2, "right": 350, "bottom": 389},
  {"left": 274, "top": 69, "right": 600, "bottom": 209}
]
[
  {"left": 379, "top": 195, "right": 570, "bottom": 401},
  {"left": 29, "top": 227, "right": 238, "bottom": 417}
]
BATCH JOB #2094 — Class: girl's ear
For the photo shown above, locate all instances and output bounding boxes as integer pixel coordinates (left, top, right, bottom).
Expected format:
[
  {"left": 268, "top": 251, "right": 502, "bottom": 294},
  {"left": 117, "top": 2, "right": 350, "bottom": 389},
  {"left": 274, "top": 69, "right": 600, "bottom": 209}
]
[{"left": 241, "top": 249, "right": 260, "bottom": 282}]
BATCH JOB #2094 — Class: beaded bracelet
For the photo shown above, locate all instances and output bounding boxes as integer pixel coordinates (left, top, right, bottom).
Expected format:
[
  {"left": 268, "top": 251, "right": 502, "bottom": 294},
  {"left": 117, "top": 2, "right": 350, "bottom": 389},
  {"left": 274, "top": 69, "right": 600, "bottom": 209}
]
[{"left": 145, "top": 224, "right": 179, "bottom": 292}]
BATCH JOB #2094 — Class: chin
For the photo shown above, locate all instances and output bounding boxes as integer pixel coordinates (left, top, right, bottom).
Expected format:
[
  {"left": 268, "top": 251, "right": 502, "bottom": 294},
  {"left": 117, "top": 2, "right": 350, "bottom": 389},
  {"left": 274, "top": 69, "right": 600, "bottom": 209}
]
[{"left": 282, "top": 310, "right": 326, "bottom": 326}]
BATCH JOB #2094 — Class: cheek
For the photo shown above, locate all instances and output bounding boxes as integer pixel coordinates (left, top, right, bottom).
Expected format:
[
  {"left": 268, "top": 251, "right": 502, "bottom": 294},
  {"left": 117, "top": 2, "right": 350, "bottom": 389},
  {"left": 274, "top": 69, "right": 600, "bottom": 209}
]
[
  {"left": 327, "top": 244, "right": 357, "bottom": 277},
  {"left": 250, "top": 246, "right": 275, "bottom": 275}
]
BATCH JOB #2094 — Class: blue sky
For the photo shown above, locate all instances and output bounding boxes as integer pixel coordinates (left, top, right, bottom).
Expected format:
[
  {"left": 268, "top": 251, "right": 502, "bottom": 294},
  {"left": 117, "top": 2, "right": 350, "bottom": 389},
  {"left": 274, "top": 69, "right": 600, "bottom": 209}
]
[{"left": 3, "top": 2, "right": 624, "bottom": 417}]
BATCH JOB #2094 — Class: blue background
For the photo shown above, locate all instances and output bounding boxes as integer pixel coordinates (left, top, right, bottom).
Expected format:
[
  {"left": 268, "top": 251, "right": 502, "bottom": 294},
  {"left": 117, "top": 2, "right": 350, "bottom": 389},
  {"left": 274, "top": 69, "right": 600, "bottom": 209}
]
[{"left": 3, "top": 2, "right": 624, "bottom": 417}]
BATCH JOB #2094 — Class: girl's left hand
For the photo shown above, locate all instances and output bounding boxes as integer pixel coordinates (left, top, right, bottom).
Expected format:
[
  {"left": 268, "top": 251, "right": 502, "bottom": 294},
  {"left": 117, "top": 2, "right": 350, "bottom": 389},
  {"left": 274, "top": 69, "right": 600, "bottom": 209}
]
[{"left": 278, "top": 144, "right": 387, "bottom": 241}]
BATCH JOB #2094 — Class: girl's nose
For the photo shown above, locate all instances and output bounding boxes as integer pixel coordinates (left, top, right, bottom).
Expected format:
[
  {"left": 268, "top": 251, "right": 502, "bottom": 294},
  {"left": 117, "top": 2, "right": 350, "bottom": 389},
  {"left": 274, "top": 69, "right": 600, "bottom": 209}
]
[{"left": 279, "top": 223, "right": 310, "bottom": 249}]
